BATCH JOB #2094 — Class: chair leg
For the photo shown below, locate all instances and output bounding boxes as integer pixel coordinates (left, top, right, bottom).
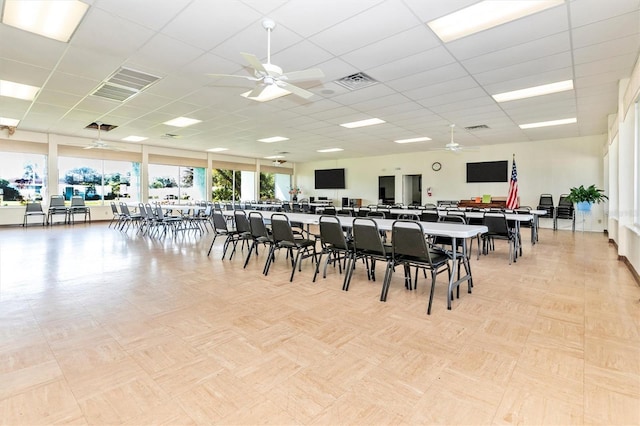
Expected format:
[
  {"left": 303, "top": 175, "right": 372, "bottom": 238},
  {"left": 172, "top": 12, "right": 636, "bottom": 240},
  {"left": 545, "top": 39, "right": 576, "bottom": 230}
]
[{"left": 427, "top": 270, "right": 437, "bottom": 315}]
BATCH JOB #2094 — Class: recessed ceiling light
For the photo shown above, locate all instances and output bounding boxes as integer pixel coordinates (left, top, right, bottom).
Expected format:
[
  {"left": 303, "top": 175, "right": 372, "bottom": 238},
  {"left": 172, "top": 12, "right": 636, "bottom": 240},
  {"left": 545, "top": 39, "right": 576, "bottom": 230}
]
[
  {"left": 2, "top": 0, "right": 89, "bottom": 42},
  {"left": 427, "top": 0, "right": 564, "bottom": 43},
  {"left": 265, "top": 155, "right": 285, "bottom": 159},
  {"left": 163, "top": 117, "right": 201, "bottom": 127},
  {"left": 258, "top": 136, "right": 289, "bottom": 143},
  {"left": 493, "top": 80, "right": 574, "bottom": 102},
  {"left": 394, "top": 137, "right": 432, "bottom": 144},
  {"left": 519, "top": 117, "right": 577, "bottom": 129},
  {"left": 317, "top": 148, "right": 344, "bottom": 153},
  {"left": 0, "top": 117, "right": 20, "bottom": 126},
  {"left": 121, "top": 136, "right": 147, "bottom": 142},
  {"left": 207, "top": 148, "right": 228, "bottom": 152},
  {"left": 340, "top": 118, "right": 386, "bottom": 129},
  {"left": 241, "top": 85, "right": 290, "bottom": 102},
  {"left": 0, "top": 80, "right": 40, "bottom": 101}
]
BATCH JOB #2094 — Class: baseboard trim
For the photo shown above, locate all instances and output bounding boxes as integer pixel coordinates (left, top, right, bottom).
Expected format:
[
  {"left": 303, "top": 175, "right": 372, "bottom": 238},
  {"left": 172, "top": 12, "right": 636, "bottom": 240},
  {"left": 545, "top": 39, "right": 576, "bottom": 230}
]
[{"left": 618, "top": 255, "right": 640, "bottom": 287}]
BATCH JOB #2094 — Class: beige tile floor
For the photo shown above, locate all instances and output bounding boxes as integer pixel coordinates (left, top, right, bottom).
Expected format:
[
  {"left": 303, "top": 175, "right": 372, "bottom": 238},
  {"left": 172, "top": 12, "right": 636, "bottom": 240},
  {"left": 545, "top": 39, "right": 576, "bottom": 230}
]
[{"left": 0, "top": 223, "right": 638, "bottom": 425}]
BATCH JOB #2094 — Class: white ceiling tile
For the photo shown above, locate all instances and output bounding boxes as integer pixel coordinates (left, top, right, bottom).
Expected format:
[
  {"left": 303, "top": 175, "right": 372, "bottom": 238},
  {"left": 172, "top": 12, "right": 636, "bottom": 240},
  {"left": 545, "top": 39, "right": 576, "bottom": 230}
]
[
  {"left": 367, "top": 47, "right": 456, "bottom": 82},
  {"left": 93, "top": 0, "right": 192, "bottom": 31},
  {"left": 573, "top": 34, "right": 640, "bottom": 65},
  {"left": 569, "top": 0, "right": 640, "bottom": 27},
  {"left": 471, "top": 52, "right": 573, "bottom": 86},
  {"left": 571, "top": 10, "right": 640, "bottom": 48}
]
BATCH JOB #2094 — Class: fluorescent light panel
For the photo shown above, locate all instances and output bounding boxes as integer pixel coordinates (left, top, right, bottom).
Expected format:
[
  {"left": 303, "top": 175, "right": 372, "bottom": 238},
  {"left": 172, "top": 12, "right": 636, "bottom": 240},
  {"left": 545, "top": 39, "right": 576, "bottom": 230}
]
[
  {"left": 241, "top": 85, "right": 290, "bottom": 102},
  {"left": 122, "top": 136, "right": 147, "bottom": 142},
  {"left": 394, "top": 136, "right": 432, "bottom": 144},
  {"left": 0, "top": 80, "right": 40, "bottom": 100},
  {"left": 163, "top": 117, "right": 201, "bottom": 127},
  {"left": 265, "top": 155, "right": 285, "bottom": 159},
  {"left": 258, "top": 136, "right": 289, "bottom": 143},
  {"left": 317, "top": 148, "right": 343, "bottom": 153},
  {"left": 519, "top": 117, "right": 576, "bottom": 129},
  {"left": 340, "top": 118, "right": 385, "bottom": 128},
  {"left": 0, "top": 117, "right": 20, "bottom": 126},
  {"left": 207, "top": 148, "right": 228, "bottom": 152},
  {"left": 2, "top": 0, "right": 89, "bottom": 42},
  {"left": 493, "top": 80, "right": 574, "bottom": 102},
  {"left": 427, "top": 0, "right": 564, "bottom": 43}
]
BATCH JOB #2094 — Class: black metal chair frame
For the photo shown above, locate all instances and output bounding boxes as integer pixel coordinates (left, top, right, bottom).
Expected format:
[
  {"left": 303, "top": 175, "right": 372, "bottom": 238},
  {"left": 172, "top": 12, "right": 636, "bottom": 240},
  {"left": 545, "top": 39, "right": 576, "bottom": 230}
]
[
  {"left": 23, "top": 202, "right": 46, "bottom": 227},
  {"left": 265, "top": 213, "right": 317, "bottom": 282},
  {"left": 388, "top": 220, "right": 452, "bottom": 315},
  {"left": 313, "top": 215, "right": 354, "bottom": 285}
]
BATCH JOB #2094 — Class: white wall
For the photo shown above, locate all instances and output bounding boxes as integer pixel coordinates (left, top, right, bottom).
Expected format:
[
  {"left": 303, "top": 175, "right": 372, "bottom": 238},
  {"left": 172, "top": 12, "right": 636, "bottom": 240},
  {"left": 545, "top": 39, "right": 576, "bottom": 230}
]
[{"left": 296, "top": 134, "right": 607, "bottom": 231}]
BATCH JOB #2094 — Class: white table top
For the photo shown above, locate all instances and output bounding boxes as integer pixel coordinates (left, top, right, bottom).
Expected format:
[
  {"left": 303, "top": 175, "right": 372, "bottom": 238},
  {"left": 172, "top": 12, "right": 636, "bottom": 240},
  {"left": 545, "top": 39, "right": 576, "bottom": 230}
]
[{"left": 226, "top": 210, "right": 487, "bottom": 239}]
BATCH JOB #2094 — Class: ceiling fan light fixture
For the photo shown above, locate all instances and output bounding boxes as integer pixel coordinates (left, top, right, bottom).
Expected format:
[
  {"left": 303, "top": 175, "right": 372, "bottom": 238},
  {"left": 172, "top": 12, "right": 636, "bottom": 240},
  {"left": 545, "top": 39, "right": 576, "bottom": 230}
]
[
  {"left": 241, "top": 85, "right": 290, "bottom": 102},
  {"left": 427, "top": 0, "right": 564, "bottom": 43}
]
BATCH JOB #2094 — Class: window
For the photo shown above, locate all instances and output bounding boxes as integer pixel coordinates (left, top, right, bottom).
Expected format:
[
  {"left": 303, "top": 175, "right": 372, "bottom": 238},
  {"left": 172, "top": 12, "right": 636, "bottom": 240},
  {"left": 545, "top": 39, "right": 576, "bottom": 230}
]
[
  {"left": 0, "top": 152, "right": 47, "bottom": 205},
  {"left": 149, "top": 164, "right": 205, "bottom": 202},
  {"left": 58, "top": 157, "right": 140, "bottom": 204},
  {"left": 212, "top": 169, "right": 255, "bottom": 202}
]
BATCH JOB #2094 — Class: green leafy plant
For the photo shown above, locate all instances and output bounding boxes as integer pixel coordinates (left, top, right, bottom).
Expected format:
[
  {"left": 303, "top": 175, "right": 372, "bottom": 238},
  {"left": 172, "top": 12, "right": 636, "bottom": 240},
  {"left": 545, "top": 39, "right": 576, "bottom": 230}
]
[{"left": 566, "top": 184, "right": 608, "bottom": 204}]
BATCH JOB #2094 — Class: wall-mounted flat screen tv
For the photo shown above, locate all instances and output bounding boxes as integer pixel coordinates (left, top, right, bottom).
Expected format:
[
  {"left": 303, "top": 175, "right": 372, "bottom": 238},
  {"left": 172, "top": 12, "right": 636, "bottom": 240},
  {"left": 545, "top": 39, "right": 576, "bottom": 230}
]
[
  {"left": 315, "top": 168, "right": 346, "bottom": 189},
  {"left": 466, "top": 160, "right": 508, "bottom": 183}
]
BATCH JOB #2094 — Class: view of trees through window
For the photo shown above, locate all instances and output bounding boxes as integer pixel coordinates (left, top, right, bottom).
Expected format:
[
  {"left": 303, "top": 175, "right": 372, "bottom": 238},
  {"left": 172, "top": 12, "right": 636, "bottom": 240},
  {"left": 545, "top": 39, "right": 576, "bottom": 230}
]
[
  {"left": 0, "top": 152, "right": 47, "bottom": 205},
  {"left": 58, "top": 158, "right": 139, "bottom": 205}
]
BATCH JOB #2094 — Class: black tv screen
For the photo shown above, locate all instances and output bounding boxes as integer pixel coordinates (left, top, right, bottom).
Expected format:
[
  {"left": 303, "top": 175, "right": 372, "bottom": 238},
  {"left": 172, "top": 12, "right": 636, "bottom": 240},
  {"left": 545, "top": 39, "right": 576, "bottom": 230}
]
[
  {"left": 466, "top": 161, "right": 508, "bottom": 183},
  {"left": 315, "top": 168, "right": 346, "bottom": 189}
]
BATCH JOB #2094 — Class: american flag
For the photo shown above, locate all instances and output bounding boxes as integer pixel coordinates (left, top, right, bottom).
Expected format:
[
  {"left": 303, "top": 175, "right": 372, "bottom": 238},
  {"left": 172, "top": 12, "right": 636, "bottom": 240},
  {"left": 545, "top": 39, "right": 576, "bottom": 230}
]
[{"left": 506, "top": 156, "right": 519, "bottom": 209}]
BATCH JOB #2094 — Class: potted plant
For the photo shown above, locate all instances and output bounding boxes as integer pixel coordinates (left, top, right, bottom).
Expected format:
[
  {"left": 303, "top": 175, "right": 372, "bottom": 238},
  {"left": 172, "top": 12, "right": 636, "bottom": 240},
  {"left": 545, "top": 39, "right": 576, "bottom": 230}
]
[{"left": 566, "top": 184, "right": 608, "bottom": 212}]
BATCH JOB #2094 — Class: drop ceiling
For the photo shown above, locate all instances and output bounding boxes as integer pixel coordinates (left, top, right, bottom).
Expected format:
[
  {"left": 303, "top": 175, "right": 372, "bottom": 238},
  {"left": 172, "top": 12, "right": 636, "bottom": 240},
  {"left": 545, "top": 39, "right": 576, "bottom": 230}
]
[{"left": 1, "top": 0, "right": 639, "bottom": 163}]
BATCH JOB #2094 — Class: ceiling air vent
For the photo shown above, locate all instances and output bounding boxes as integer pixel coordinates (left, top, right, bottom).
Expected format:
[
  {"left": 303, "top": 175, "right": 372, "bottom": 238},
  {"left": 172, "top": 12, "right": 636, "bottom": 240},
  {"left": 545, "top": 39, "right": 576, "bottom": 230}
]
[
  {"left": 91, "top": 67, "right": 161, "bottom": 102},
  {"left": 334, "top": 72, "right": 378, "bottom": 91},
  {"left": 85, "top": 122, "right": 117, "bottom": 131},
  {"left": 464, "top": 124, "right": 490, "bottom": 131}
]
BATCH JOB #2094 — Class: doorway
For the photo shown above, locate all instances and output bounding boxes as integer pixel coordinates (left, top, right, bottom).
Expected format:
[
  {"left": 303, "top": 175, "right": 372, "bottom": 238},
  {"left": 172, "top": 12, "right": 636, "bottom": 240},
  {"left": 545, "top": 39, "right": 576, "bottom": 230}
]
[
  {"left": 403, "top": 174, "right": 422, "bottom": 206},
  {"left": 378, "top": 176, "right": 395, "bottom": 204}
]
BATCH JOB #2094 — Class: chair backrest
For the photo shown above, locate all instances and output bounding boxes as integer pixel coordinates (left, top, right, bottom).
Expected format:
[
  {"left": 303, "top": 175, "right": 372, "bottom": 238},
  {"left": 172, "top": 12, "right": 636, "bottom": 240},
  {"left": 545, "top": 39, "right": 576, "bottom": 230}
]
[
  {"left": 558, "top": 194, "right": 572, "bottom": 207},
  {"left": 357, "top": 207, "right": 370, "bottom": 217},
  {"left": 483, "top": 212, "right": 510, "bottom": 235},
  {"left": 352, "top": 218, "right": 387, "bottom": 255},
  {"left": 367, "top": 211, "right": 386, "bottom": 219},
  {"left": 120, "top": 203, "right": 132, "bottom": 216},
  {"left": 391, "top": 220, "right": 435, "bottom": 265},
  {"left": 212, "top": 209, "right": 229, "bottom": 231},
  {"left": 420, "top": 210, "right": 439, "bottom": 222},
  {"left": 110, "top": 201, "right": 119, "bottom": 214},
  {"left": 336, "top": 209, "right": 353, "bottom": 217},
  {"left": 423, "top": 203, "right": 437, "bottom": 209},
  {"left": 538, "top": 193, "right": 554, "bottom": 207},
  {"left": 323, "top": 207, "right": 336, "bottom": 215},
  {"left": 248, "top": 212, "right": 270, "bottom": 238},
  {"left": 319, "top": 215, "right": 349, "bottom": 250},
  {"left": 144, "top": 203, "right": 156, "bottom": 219},
  {"left": 50, "top": 196, "right": 66, "bottom": 208},
  {"left": 234, "top": 210, "right": 251, "bottom": 234},
  {"left": 398, "top": 213, "right": 419, "bottom": 221},
  {"left": 439, "top": 214, "right": 466, "bottom": 224},
  {"left": 70, "top": 196, "right": 85, "bottom": 207},
  {"left": 270, "top": 213, "right": 296, "bottom": 244},
  {"left": 26, "top": 202, "right": 43, "bottom": 213},
  {"left": 138, "top": 203, "right": 147, "bottom": 219}
]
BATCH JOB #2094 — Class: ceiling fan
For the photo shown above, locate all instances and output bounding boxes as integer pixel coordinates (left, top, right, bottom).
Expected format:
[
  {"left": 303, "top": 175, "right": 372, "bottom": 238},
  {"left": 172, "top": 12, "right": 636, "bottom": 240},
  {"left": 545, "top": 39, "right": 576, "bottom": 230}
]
[
  {"left": 272, "top": 159, "right": 287, "bottom": 166},
  {"left": 208, "top": 19, "right": 324, "bottom": 100},
  {"left": 438, "top": 124, "right": 478, "bottom": 153},
  {"left": 84, "top": 122, "right": 120, "bottom": 150}
]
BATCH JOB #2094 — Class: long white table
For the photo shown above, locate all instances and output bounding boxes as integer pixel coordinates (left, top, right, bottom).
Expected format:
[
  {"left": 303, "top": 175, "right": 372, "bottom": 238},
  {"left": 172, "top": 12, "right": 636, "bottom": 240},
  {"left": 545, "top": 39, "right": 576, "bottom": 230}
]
[{"left": 225, "top": 209, "right": 487, "bottom": 310}]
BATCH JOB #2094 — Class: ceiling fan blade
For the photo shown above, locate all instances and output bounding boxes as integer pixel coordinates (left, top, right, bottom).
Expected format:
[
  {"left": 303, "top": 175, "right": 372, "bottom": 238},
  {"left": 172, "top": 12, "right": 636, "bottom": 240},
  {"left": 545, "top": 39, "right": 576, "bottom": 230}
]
[
  {"left": 246, "top": 84, "right": 268, "bottom": 98},
  {"left": 241, "top": 52, "right": 267, "bottom": 74},
  {"left": 279, "top": 82, "right": 314, "bottom": 99},
  {"left": 281, "top": 68, "right": 324, "bottom": 82},
  {"left": 207, "top": 73, "right": 259, "bottom": 81}
]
